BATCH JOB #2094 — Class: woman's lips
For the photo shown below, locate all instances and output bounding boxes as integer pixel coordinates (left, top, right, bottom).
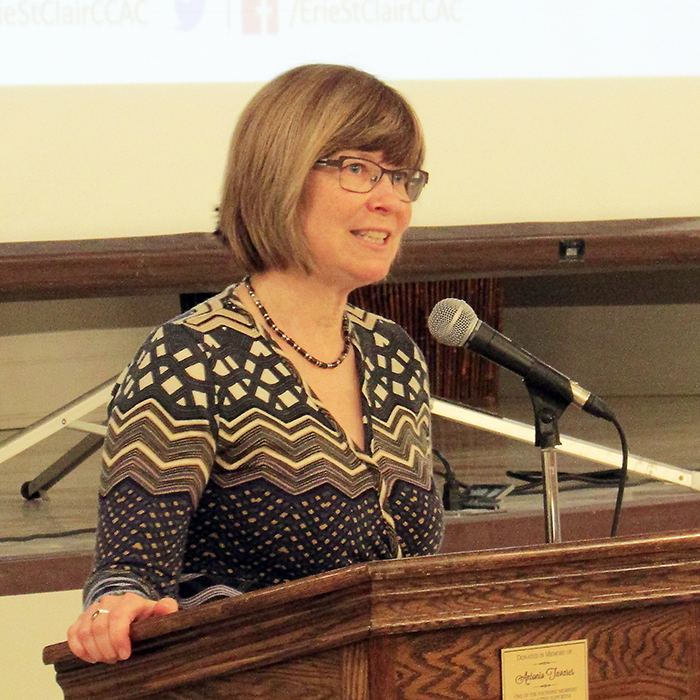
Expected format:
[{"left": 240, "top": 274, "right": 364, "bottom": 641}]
[{"left": 352, "top": 229, "right": 389, "bottom": 244}]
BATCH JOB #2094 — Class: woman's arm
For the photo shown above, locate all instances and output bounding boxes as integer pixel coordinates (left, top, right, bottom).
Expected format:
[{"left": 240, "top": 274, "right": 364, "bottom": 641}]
[{"left": 69, "top": 320, "right": 219, "bottom": 661}]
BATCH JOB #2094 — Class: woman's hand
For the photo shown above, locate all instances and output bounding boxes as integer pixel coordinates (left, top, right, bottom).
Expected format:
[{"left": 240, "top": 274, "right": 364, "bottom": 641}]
[{"left": 67, "top": 592, "right": 179, "bottom": 664}]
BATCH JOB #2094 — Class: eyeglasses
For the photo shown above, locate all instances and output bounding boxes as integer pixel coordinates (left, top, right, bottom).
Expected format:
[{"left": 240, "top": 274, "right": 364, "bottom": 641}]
[{"left": 315, "top": 156, "right": 429, "bottom": 202}]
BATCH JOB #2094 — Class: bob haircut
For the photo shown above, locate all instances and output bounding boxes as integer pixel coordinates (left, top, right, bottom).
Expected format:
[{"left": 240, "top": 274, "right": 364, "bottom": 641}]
[{"left": 218, "top": 64, "right": 425, "bottom": 273}]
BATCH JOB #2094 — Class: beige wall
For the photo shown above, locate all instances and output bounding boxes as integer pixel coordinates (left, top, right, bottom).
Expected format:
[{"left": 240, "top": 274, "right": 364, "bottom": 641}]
[
  {"left": 1, "top": 77, "right": 699, "bottom": 243},
  {"left": 0, "top": 295, "right": 181, "bottom": 429},
  {"left": 500, "top": 303, "right": 700, "bottom": 399},
  {"left": 0, "top": 589, "right": 82, "bottom": 700}
]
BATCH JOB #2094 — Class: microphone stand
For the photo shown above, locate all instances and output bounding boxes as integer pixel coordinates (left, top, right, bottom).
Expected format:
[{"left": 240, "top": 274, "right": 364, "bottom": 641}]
[{"left": 525, "top": 382, "right": 570, "bottom": 544}]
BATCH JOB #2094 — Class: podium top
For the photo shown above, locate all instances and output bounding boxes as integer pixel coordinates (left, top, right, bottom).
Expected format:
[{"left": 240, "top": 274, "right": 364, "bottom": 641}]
[{"left": 45, "top": 530, "right": 700, "bottom": 695}]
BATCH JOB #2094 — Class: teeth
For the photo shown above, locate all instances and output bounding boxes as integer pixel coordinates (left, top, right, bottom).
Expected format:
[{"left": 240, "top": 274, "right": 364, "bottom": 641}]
[{"left": 354, "top": 230, "right": 388, "bottom": 244}]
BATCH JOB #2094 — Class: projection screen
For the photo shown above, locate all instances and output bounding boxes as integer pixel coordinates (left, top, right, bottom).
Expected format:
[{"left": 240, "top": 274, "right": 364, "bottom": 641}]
[{"left": 1, "top": 0, "right": 699, "bottom": 242}]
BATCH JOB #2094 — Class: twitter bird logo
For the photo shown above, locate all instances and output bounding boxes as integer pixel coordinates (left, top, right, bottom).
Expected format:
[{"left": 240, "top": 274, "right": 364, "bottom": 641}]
[{"left": 174, "top": 0, "right": 206, "bottom": 30}]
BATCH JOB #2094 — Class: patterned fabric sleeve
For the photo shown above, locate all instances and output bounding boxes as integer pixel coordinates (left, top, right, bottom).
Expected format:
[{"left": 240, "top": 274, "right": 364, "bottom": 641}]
[{"left": 83, "top": 322, "right": 219, "bottom": 607}]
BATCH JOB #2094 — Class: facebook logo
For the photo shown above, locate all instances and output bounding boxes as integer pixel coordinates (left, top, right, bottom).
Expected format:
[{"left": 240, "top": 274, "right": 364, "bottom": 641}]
[{"left": 242, "top": 0, "right": 278, "bottom": 33}]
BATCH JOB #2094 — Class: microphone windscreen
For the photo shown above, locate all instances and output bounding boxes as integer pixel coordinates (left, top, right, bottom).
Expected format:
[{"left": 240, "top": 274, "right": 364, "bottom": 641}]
[{"left": 428, "top": 298, "right": 479, "bottom": 346}]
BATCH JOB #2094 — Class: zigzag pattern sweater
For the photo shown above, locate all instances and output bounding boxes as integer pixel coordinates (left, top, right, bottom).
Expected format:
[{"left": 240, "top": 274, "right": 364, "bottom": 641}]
[{"left": 84, "top": 282, "right": 444, "bottom": 608}]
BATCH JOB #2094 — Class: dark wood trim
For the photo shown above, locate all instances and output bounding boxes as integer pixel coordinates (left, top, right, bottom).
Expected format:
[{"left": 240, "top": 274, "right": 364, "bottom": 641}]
[
  {"left": 0, "top": 233, "right": 241, "bottom": 302},
  {"left": 0, "top": 551, "right": 94, "bottom": 597},
  {"left": 395, "top": 216, "right": 700, "bottom": 281},
  {"left": 2, "top": 217, "right": 699, "bottom": 302}
]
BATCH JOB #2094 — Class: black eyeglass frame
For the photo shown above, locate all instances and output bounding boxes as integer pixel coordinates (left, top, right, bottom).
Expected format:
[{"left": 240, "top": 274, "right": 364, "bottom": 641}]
[{"left": 315, "top": 156, "right": 429, "bottom": 202}]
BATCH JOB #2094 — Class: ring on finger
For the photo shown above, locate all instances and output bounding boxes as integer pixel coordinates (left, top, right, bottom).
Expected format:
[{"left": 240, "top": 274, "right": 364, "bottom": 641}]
[{"left": 91, "top": 609, "right": 110, "bottom": 620}]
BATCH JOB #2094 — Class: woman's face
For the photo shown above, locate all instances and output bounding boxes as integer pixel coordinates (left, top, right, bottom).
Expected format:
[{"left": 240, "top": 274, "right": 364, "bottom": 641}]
[{"left": 300, "top": 150, "right": 412, "bottom": 292}]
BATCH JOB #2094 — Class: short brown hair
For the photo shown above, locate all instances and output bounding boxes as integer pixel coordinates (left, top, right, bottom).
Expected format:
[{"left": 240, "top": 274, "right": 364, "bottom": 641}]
[{"left": 218, "top": 64, "right": 425, "bottom": 273}]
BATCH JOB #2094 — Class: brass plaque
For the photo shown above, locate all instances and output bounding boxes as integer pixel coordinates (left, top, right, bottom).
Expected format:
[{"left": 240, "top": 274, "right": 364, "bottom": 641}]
[{"left": 501, "top": 639, "right": 588, "bottom": 700}]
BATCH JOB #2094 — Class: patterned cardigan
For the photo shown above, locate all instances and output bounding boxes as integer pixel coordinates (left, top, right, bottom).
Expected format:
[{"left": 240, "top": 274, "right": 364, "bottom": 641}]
[{"left": 84, "top": 283, "right": 444, "bottom": 608}]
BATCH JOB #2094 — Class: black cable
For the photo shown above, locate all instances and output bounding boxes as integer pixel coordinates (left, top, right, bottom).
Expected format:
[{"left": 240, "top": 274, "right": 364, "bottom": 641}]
[
  {"left": 433, "top": 449, "right": 469, "bottom": 489},
  {"left": 609, "top": 416, "right": 629, "bottom": 537},
  {"left": 433, "top": 449, "right": 463, "bottom": 510},
  {"left": 433, "top": 449, "right": 512, "bottom": 510},
  {"left": 507, "top": 468, "right": 624, "bottom": 490},
  {"left": 0, "top": 527, "right": 96, "bottom": 544},
  {"left": 507, "top": 417, "right": 630, "bottom": 538}
]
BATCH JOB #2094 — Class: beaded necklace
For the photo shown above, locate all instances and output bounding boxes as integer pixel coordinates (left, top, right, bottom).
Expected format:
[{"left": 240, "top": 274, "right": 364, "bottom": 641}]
[{"left": 243, "top": 277, "right": 351, "bottom": 369}]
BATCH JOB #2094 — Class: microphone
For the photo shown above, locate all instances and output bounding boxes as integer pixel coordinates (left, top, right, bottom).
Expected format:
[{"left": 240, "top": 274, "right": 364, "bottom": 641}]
[{"left": 428, "top": 298, "right": 616, "bottom": 422}]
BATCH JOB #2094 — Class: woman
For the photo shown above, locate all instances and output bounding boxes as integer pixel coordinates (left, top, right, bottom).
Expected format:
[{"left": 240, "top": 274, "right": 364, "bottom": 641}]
[{"left": 67, "top": 63, "right": 444, "bottom": 664}]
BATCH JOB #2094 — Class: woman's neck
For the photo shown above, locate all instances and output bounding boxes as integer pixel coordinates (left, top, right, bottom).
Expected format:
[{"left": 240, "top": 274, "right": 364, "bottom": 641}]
[
  {"left": 243, "top": 269, "right": 352, "bottom": 364},
  {"left": 248, "top": 269, "right": 349, "bottom": 330}
]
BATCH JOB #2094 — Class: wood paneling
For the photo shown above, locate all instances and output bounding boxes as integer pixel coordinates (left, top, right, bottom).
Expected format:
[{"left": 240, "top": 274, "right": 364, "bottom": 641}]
[
  {"left": 0, "top": 552, "right": 94, "bottom": 597},
  {"left": 395, "top": 217, "right": 700, "bottom": 281},
  {"left": 383, "top": 604, "right": 695, "bottom": 700},
  {"left": 0, "top": 233, "right": 239, "bottom": 302}
]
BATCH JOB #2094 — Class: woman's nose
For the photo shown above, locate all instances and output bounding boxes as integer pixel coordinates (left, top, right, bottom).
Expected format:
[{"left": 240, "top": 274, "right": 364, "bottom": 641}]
[{"left": 367, "top": 173, "right": 406, "bottom": 210}]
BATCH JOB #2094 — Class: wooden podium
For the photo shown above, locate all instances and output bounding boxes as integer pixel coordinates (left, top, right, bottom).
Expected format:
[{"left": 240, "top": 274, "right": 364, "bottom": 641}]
[{"left": 44, "top": 531, "right": 700, "bottom": 700}]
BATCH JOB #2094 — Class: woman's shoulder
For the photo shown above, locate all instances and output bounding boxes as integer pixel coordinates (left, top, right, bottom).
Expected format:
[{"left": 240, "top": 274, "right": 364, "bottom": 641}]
[
  {"left": 172, "top": 284, "right": 253, "bottom": 333},
  {"left": 135, "top": 283, "right": 254, "bottom": 346},
  {"left": 124, "top": 284, "right": 257, "bottom": 371}
]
